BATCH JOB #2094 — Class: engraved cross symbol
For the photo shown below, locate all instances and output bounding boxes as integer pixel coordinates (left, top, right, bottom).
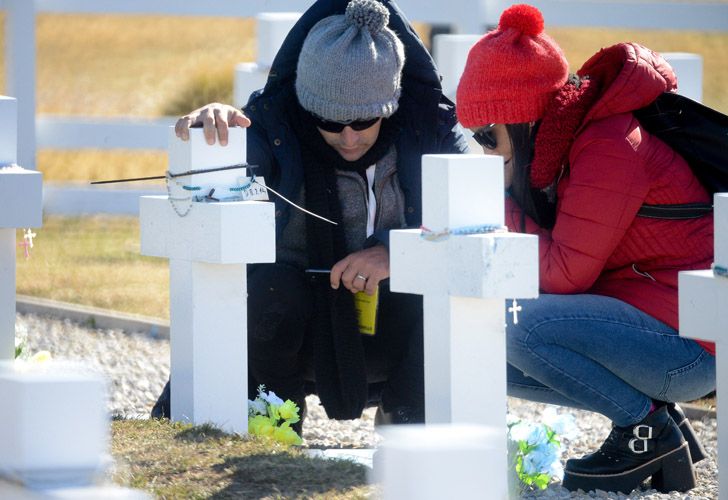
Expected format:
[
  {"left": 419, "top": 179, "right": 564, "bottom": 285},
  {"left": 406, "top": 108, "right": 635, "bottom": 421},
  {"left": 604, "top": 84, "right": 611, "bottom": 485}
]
[{"left": 508, "top": 299, "right": 522, "bottom": 325}]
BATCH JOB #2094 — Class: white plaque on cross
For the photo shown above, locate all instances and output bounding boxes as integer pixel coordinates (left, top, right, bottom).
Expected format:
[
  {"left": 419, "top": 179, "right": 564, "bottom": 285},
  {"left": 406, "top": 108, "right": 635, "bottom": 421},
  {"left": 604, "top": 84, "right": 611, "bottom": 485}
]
[
  {"left": 679, "top": 192, "right": 728, "bottom": 500},
  {"left": 140, "top": 128, "right": 275, "bottom": 434},
  {"left": 389, "top": 154, "right": 539, "bottom": 498}
]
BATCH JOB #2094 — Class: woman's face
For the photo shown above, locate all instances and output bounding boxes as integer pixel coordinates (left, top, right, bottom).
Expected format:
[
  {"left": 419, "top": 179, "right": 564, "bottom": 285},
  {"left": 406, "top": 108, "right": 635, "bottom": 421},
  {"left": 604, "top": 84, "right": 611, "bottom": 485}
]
[{"left": 471, "top": 123, "right": 514, "bottom": 189}]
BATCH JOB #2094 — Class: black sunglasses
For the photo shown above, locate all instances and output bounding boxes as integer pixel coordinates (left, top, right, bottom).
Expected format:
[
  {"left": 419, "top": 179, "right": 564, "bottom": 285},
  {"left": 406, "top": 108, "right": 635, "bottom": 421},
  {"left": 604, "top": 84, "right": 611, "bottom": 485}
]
[
  {"left": 472, "top": 124, "right": 497, "bottom": 149},
  {"left": 312, "top": 115, "right": 381, "bottom": 133}
]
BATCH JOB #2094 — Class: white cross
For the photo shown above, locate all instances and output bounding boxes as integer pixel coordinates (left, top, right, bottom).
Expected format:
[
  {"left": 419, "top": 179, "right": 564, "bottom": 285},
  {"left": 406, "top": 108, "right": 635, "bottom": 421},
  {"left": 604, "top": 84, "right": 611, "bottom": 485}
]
[
  {"left": 22, "top": 228, "right": 36, "bottom": 248},
  {"left": 0, "top": 96, "right": 42, "bottom": 361},
  {"left": 679, "top": 192, "right": 728, "bottom": 500},
  {"left": 508, "top": 298, "right": 522, "bottom": 324},
  {"left": 140, "top": 128, "right": 275, "bottom": 435},
  {"left": 389, "top": 154, "right": 539, "bottom": 498}
]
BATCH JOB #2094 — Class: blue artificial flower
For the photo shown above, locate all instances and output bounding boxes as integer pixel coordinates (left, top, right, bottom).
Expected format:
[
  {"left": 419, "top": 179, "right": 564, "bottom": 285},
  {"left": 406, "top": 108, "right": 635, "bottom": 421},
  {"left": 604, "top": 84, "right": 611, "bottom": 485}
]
[{"left": 248, "top": 398, "right": 267, "bottom": 416}]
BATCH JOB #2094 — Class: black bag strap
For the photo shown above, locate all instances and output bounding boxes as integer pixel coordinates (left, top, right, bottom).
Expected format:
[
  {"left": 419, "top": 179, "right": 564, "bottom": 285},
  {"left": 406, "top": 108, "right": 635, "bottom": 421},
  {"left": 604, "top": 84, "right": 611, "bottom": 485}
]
[{"left": 637, "top": 202, "right": 713, "bottom": 219}]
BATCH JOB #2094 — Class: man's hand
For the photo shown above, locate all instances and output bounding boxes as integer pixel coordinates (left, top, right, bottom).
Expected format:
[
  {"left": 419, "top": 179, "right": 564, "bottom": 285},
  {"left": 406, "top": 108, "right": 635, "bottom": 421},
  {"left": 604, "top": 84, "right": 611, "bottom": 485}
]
[
  {"left": 331, "top": 245, "right": 389, "bottom": 295},
  {"left": 174, "top": 102, "right": 252, "bottom": 146}
]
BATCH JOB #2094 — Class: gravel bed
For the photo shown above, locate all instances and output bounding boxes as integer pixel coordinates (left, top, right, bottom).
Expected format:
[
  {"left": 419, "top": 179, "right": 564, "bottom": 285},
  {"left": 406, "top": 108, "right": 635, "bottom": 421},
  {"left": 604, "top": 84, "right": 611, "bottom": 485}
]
[{"left": 15, "top": 312, "right": 719, "bottom": 498}]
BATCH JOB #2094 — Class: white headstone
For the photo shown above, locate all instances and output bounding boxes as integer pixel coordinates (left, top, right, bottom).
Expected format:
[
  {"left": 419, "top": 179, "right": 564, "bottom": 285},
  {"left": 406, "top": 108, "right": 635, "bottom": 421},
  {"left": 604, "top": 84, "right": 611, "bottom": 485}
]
[
  {"left": 233, "top": 63, "right": 269, "bottom": 109},
  {"left": 256, "top": 12, "right": 302, "bottom": 69},
  {"left": 432, "top": 34, "right": 482, "bottom": 102},
  {"left": 390, "top": 154, "right": 539, "bottom": 498},
  {"left": 0, "top": 96, "right": 42, "bottom": 361},
  {"left": 715, "top": 193, "right": 728, "bottom": 270},
  {"left": 375, "top": 424, "right": 504, "bottom": 500},
  {"left": 679, "top": 192, "right": 728, "bottom": 500},
  {"left": 140, "top": 129, "right": 275, "bottom": 434},
  {"left": 663, "top": 52, "right": 703, "bottom": 103}
]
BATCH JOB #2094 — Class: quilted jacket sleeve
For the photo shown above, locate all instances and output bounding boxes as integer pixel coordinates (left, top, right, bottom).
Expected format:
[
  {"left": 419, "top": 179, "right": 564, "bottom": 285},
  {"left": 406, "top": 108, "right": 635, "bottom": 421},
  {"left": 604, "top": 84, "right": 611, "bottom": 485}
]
[{"left": 506, "top": 121, "right": 651, "bottom": 293}]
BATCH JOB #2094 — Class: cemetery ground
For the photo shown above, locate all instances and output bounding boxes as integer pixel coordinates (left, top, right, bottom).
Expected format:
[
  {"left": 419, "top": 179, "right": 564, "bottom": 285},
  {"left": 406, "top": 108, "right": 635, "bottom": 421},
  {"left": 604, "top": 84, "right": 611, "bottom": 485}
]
[
  {"left": 3, "top": 11, "right": 726, "bottom": 500},
  {"left": 14, "top": 215, "right": 720, "bottom": 499}
]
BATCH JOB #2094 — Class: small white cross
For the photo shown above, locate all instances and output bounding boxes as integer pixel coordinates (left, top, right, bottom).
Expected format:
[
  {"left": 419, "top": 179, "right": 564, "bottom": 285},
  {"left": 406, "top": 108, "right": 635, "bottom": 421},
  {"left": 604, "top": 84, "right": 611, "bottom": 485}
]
[
  {"left": 23, "top": 228, "right": 37, "bottom": 248},
  {"left": 508, "top": 299, "right": 522, "bottom": 325}
]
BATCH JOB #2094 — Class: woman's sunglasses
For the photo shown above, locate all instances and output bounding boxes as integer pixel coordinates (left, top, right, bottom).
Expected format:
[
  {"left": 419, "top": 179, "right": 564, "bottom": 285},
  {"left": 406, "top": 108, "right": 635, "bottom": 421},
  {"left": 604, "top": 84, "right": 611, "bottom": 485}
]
[
  {"left": 472, "top": 124, "right": 497, "bottom": 149},
  {"left": 312, "top": 115, "right": 381, "bottom": 133}
]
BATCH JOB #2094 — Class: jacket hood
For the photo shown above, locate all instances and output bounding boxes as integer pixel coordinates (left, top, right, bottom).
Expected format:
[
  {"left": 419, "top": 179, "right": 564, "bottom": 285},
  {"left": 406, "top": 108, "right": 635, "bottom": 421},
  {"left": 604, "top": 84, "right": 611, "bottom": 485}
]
[
  {"left": 577, "top": 42, "right": 677, "bottom": 124},
  {"left": 263, "top": 0, "right": 442, "bottom": 98},
  {"left": 529, "top": 43, "right": 678, "bottom": 189}
]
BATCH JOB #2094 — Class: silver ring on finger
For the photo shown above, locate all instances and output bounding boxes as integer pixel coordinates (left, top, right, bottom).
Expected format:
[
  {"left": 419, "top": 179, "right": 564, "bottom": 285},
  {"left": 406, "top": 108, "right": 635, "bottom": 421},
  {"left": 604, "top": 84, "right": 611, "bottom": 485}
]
[{"left": 355, "top": 273, "right": 368, "bottom": 282}]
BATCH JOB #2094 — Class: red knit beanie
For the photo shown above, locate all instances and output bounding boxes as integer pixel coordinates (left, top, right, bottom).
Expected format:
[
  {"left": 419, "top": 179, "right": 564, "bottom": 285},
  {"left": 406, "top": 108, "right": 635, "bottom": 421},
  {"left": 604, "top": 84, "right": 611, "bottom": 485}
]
[{"left": 456, "top": 4, "right": 569, "bottom": 127}]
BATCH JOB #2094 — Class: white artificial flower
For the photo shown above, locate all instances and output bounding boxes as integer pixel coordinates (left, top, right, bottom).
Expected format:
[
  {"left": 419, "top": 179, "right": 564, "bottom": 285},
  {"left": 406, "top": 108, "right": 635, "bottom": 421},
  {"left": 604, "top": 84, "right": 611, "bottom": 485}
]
[
  {"left": 261, "top": 390, "right": 285, "bottom": 407},
  {"left": 543, "top": 407, "right": 578, "bottom": 439}
]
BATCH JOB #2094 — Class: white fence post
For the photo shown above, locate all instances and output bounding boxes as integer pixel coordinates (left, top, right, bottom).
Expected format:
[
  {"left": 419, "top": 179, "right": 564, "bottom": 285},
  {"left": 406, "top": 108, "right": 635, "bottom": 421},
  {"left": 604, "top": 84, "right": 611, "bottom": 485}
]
[{"left": 5, "top": 0, "right": 36, "bottom": 169}]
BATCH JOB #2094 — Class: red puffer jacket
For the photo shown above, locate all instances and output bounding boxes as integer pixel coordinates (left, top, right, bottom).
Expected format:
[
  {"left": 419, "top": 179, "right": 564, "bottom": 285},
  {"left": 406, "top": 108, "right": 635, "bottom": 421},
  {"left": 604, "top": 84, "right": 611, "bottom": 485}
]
[{"left": 506, "top": 43, "right": 715, "bottom": 354}]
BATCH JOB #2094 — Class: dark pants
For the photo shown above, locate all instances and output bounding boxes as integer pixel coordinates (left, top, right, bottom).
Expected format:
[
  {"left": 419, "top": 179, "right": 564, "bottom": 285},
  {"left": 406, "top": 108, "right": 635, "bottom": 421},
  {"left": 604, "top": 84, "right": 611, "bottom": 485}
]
[{"left": 247, "top": 263, "right": 424, "bottom": 415}]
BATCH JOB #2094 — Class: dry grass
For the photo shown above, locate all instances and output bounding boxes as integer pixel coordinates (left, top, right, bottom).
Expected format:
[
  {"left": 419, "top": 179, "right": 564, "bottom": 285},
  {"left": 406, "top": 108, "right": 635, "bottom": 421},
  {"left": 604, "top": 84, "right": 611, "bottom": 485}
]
[
  {"left": 548, "top": 27, "right": 728, "bottom": 113},
  {"left": 112, "top": 420, "right": 372, "bottom": 499},
  {"left": 15, "top": 216, "right": 169, "bottom": 319},
  {"left": 38, "top": 149, "right": 167, "bottom": 184}
]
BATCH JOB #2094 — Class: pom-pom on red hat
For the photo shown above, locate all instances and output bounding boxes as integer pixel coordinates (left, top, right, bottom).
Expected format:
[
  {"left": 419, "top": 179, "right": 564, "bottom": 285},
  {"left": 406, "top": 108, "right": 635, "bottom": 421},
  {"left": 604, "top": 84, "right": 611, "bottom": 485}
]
[{"left": 456, "top": 4, "right": 569, "bottom": 128}]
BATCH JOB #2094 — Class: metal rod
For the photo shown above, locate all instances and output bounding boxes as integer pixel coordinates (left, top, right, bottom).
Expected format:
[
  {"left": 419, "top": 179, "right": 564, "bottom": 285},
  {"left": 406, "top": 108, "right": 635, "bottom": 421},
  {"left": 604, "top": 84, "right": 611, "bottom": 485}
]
[{"left": 89, "top": 164, "right": 257, "bottom": 185}]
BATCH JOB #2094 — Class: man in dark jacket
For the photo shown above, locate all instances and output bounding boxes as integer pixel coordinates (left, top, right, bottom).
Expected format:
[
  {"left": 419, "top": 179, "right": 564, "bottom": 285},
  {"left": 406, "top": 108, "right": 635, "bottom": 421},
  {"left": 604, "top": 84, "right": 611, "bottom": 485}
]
[{"left": 155, "top": 0, "right": 468, "bottom": 427}]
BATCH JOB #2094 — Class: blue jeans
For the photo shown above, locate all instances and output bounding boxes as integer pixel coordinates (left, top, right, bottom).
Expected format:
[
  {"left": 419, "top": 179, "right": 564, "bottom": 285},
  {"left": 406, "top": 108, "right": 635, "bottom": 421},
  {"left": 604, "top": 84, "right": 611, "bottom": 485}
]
[{"left": 506, "top": 294, "right": 716, "bottom": 427}]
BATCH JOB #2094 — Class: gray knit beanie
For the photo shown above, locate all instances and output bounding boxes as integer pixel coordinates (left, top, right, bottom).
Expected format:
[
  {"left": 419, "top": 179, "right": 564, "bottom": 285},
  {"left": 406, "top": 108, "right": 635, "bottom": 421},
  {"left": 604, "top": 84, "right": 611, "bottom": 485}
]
[{"left": 295, "top": 0, "right": 405, "bottom": 123}]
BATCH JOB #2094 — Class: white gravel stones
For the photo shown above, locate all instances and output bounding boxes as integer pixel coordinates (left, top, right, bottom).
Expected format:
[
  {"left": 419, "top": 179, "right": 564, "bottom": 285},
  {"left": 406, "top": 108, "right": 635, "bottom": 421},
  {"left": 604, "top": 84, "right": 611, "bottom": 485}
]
[{"left": 15, "top": 312, "right": 719, "bottom": 498}]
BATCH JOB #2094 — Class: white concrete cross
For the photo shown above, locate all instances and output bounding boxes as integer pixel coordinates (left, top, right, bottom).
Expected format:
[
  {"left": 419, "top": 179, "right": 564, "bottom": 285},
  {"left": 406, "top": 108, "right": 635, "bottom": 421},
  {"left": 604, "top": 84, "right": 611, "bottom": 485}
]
[
  {"left": 375, "top": 424, "right": 504, "bottom": 499},
  {"left": 432, "top": 34, "right": 482, "bottom": 103},
  {"left": 233, "top": 12, "right": 302, "bottom": 108},
  {"left": 0, "top": 361, "right": 150, "bottom": 498},
  {"left": 0, "top": 96, "right": 42, "bottom": 361},
  {"left": 679, "top": 192, "right": 728, "bottom": 500},
  {"left": 663, "top": 53, "right": 703, "bottom": 103},
  {"left": 389, "top": 154, "right": 539, "bottom": 498},
  {"left": 140, "top": 128, "right": 275, "bottom": 434}
]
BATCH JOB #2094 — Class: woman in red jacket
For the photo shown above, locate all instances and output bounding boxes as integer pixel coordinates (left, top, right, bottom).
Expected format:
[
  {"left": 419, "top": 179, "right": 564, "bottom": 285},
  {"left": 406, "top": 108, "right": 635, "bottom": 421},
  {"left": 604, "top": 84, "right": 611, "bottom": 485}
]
[{"left": 456, "top": 4, "right": 716, "bottom": 495}]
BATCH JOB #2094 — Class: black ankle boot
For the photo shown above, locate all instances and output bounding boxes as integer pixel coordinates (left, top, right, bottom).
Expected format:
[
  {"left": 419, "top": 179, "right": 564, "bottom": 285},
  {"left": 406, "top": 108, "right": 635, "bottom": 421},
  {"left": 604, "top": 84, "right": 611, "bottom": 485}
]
[
  {"left": 151, "top": 379, "right": 171, "bottom": 419},
  {"left": 667, "top": 402, "right": 709, "bottom": 464},
  {"left": 374, "top": 404, "right": 425, "bottom": 426},
  {"left": 562, "top": 406, "right": 695, "bottom": 494}
]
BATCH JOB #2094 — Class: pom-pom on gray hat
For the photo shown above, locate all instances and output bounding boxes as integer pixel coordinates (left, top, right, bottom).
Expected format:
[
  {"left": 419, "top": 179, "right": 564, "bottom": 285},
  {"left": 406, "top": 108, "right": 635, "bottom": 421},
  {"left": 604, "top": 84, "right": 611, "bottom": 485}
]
[{"left": 295, "top": 0, "right": 405, "bottom": 123}]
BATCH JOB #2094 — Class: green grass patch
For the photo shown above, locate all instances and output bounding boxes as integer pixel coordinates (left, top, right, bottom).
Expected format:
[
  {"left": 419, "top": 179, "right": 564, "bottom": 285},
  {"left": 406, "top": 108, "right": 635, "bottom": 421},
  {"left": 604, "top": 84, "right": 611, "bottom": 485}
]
[
  {"left": 16, "top": 216, "right": 169, "bottom": 319},
  {"left": 111, "top": 419, "right": 373, "bottom": 499}
]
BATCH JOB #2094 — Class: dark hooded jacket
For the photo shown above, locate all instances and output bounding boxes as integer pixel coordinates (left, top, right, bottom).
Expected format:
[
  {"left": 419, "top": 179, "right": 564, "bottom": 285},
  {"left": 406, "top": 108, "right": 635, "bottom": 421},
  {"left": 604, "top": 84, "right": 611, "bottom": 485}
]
[
  {"left": 243, "top": 0, "right": 468, "bottom": 238},
  {"left": 242, "top": 0, "right": 468, "bottom": 419}
]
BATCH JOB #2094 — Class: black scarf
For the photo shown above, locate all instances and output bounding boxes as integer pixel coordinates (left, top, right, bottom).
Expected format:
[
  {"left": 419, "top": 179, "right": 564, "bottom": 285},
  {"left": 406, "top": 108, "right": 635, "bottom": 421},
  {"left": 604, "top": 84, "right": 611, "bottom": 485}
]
[{"left": 291, "top": 104, "right": 401, "bottom": 419}]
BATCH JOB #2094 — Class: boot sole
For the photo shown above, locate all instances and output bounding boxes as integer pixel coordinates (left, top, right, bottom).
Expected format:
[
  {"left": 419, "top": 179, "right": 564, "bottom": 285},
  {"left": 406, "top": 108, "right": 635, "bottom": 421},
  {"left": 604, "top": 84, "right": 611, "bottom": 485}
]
[{"left": 563, "top": 442, "right": 696, "bottom": 494}]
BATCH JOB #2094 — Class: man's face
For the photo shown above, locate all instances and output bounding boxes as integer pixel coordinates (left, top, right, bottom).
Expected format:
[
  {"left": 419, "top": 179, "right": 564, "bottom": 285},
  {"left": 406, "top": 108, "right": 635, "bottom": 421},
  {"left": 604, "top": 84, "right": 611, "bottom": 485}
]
[{"left": 317, "top": 119, "right": 382, "bottom": 162}]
